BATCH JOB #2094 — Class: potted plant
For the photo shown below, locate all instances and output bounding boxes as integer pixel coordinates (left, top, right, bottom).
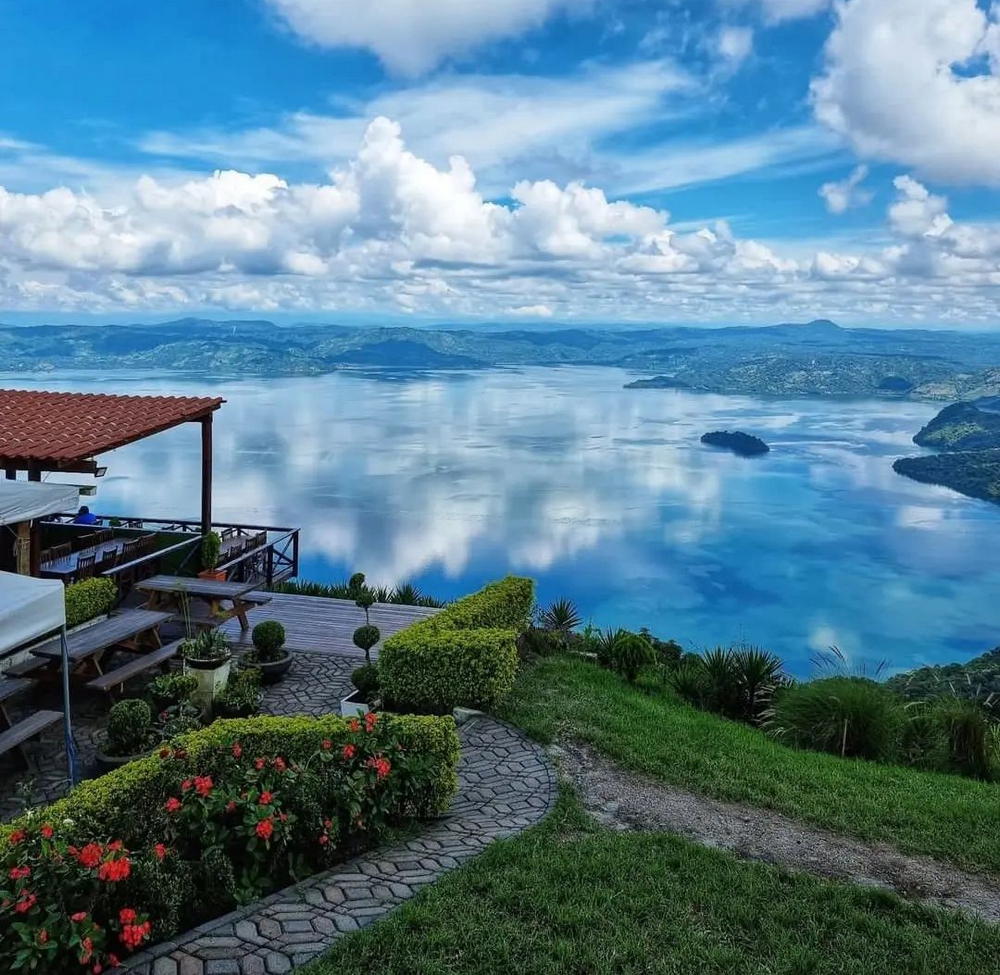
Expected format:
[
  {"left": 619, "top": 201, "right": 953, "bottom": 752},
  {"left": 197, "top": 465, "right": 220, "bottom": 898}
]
[
  {"left": 242, "top": 620, "right": 292, "bottom": 684},
  {"left": 147, "top": 672, "right": 199, "bottom": 712},
  {"left": 215, "top": 667, "right": 263, "bottom": 719},
  {"left": 180, "top": 629, "right": 233, "bottom": 717},
  {"left": 199, "top": 531, "right": 225, "bottom": 581},
  {"left": 95, "top": 699, "right": 158, "bottom": 774},
  {"left": 341, "top": 599, "right": 381, "bottom": 716}
]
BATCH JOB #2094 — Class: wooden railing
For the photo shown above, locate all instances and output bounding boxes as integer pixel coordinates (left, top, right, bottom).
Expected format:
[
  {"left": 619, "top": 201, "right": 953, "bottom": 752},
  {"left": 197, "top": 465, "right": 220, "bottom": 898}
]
[{"left": 217, "top": 530, "right": 299, "bottom": 588}]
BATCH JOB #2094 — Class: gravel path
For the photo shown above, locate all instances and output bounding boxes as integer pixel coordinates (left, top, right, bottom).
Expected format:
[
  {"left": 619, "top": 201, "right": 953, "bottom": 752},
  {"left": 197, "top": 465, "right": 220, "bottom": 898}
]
[{"left": 554, "top": 740, "right": 1000, "bottom": 922}]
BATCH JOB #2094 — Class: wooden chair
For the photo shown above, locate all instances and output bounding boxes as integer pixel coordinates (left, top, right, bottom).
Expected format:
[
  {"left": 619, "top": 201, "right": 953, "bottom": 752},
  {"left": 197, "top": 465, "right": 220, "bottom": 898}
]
[
  {"left": 221, "top": 527, "right": 235, "bottom": 540},
  {"left": 252, "top": 531, "right": 267, "bottom": 550},
  {"left": 50, "top": 542, "right": 71, "bottom": 560},
  {"left": 96, "top": 529, "right": 113, "bottom": 544},
  {"left": 75, "top": 533, "right": 98, "bottom": 550},
  {"left": 75, "top": 554, "right": 96, "bottom": 580},
  {"left": 121, "top": 538, "right": 140, "bottom": 563},
  {"left": 97, "top": 551, "right": 118, "bottom": 575},
  {"left": 39, "top": 548, "right": 53, "bottom": 565}
]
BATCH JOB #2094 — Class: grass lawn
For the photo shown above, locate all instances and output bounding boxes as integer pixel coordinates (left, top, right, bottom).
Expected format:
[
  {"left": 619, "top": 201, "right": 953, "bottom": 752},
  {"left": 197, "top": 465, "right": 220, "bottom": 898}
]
[
  {"left": 497, "top": 654, "right": 1000, "bottom": 875},
  {"left": 306, "top": 791, "right": 1000, "bottom": 975}
]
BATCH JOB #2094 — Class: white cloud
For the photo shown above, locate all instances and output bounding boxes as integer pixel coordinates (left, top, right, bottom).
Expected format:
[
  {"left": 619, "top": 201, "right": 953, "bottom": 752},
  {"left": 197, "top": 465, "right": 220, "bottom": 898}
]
[
  {"left": 511, "top": 304, "right": 554, "bottom": 317},
  {"left": 0, "top": 120, "right": 999, "bottom": 326},
  {"left": 716, "top": 26, "right": 754, "bottom": 68},
  {"left": 264, "top": 0, "right": 593, "bottom": 75},
  {"left": 811, "top": 0, "right": 1000, "bottom": 185},
  {"left": 819, "top": 164, "right": 872, "bottom": 214}
]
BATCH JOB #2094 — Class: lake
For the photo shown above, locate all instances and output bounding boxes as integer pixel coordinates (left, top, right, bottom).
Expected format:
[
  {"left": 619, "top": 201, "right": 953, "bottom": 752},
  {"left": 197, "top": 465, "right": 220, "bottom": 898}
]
[{"left": 6, "top": 366, "right": 998, "bottom": 676}]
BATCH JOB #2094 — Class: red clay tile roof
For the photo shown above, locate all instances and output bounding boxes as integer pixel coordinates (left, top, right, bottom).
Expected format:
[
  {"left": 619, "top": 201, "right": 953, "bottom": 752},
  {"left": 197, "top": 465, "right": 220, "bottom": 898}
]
[{"left": 0, "top": 390, "right": 224, "bottom": 465}]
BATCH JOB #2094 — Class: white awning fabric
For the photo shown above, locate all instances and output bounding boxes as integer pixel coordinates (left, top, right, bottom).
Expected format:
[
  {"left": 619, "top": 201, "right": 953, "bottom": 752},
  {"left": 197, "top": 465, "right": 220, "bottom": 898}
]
[
  {"left": 0, "top": 481, "right": 79, "bottom": 526},
  {"left": 0, "top": 570, "right": 66, "bottom": 655}
]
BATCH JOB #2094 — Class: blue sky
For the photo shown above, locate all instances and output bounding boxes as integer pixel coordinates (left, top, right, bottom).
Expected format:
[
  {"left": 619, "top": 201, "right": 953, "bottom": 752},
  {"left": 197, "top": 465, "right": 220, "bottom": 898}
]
[{"left": 0, "top": 0, "right": 998, "bottom": 326}]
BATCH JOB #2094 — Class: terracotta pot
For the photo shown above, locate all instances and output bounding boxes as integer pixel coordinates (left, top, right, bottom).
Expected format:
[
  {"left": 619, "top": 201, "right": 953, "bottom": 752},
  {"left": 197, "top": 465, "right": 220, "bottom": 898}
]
[{"left": 198, "top": 569, "right": 227, "bottom": 581}]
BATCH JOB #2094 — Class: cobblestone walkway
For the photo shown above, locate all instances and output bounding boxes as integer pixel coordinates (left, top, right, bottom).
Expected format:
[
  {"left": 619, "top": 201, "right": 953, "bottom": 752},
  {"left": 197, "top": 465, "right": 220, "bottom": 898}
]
[{"left": 124, "top": 717, "right": 556, "bottom": 974}]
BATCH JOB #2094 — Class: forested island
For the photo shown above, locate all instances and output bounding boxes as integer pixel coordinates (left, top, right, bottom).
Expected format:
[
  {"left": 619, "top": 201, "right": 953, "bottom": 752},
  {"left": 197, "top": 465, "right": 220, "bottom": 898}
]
[
  {"left": 700, "top": 431, "right": 770, "bottom": 456},
  {"left": 894, "top": 400, "right": 1000, "bottom": 506}
]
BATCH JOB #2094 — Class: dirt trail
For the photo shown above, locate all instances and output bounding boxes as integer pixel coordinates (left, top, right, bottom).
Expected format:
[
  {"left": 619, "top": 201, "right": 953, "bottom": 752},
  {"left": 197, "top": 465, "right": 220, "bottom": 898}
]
[{"left": 552, "top": 741, "right": 1000, "bottom": 922}]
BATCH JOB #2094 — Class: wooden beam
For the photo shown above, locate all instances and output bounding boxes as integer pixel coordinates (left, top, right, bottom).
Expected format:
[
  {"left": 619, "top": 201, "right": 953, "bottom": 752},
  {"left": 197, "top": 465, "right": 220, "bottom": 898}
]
[
  {"left": 200, "top": 414, "right": 213, "bottom": 537},
  {"left": 0, "top": 460, "right": 99, "bottom": 475}
]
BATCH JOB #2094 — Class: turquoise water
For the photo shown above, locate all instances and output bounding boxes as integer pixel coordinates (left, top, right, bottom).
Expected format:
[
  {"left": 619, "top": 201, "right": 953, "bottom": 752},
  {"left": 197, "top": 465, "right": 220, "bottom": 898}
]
[{"left": 7, "top": 366, "right": 998, "bottom": 676}]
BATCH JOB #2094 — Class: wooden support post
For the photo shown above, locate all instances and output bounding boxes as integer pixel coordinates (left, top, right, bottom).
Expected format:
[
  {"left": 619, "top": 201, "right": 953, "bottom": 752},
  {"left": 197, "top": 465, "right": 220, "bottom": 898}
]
[
  {"left": 27, "top": 464, "right": 41, "bottom": 482},
  {"left": 200, "top": 414, "right": 213, "bottom": 537},
  {"left": 4, "top": 467, "right": 16, "bottom": 480}
]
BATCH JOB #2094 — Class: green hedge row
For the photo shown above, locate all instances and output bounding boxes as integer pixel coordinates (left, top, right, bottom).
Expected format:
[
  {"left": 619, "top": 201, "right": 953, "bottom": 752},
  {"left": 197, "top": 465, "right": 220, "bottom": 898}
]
[
  {"left": 379, "top": 576, "right": 534, "bottom": 714},
  {"left": 0, "top": 713, "right": 460, "bottom": 847},
  {"left": 64, "top": 577, "right": 117, "bottom": 628}
]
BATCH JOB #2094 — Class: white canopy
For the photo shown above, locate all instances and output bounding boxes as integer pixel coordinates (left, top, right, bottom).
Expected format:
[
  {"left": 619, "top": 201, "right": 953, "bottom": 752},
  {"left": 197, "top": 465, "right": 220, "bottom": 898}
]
[
  {"left": 0, "top": 570, "right": 66, "bottom": 656},
  {"left": 0, "top": 481, "right": 79, "bottom": 526}
]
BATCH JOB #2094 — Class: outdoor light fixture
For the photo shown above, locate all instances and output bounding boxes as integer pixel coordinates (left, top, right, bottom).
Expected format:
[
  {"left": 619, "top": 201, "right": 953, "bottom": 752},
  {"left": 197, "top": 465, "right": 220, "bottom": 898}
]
[{"left": 95, "top": 466, "right": 108, "bottom": 478}]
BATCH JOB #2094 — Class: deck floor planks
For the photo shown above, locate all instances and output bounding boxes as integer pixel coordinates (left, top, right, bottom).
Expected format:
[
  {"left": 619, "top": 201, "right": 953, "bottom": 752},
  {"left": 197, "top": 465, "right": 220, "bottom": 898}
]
[{"left": 219, "top": 593, "right": 439, "bottom": 658}]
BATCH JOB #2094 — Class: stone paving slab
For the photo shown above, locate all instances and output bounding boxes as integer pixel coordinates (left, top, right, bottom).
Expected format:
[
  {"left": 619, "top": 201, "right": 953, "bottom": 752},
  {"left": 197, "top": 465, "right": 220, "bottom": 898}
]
[{"left": 124, "top": 717, "right": 556, "bottom": 974}]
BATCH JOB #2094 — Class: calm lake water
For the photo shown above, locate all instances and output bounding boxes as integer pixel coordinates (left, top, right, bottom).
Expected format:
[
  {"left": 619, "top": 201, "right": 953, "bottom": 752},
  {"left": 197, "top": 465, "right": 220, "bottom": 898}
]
[{"left": 7, "top": 366, "right": 998, "bottom": 676}]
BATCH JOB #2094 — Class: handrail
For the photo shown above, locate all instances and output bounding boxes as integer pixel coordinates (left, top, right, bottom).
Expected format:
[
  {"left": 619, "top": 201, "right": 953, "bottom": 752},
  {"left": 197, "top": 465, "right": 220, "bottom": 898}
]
[
  {"left": 100, "top": 535, "right": 199, "bottom": 578},
  {"left": 45, "top": 513, "right": 298, "bottom": 534}
]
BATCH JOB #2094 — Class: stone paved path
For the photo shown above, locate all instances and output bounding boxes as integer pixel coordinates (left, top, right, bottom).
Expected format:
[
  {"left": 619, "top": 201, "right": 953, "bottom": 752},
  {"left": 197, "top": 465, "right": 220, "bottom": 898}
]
[{"left": 124, "top": 717, "right": 556, "bottom": 974}]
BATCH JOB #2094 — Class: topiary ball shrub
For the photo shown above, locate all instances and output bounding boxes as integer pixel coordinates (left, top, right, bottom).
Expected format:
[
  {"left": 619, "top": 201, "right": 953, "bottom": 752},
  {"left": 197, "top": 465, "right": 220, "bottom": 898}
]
[
  {"left": 252, "top": 620, "right": 287, "bottom": 661},
  {"left": 767, "top": 676, "right": 904, "bottom": 761},
  {"left": 106, "top": 698, "right": 154, "bottom": 758},
  {"left": 610, "top": 632, "right": 657, "bottom": 684}
]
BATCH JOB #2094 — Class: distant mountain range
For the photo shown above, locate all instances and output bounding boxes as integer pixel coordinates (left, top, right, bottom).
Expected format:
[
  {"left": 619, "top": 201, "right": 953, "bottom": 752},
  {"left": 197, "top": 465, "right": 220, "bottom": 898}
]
[{"left": 2, "top": 317, "right": 1000, "bottom": 401}]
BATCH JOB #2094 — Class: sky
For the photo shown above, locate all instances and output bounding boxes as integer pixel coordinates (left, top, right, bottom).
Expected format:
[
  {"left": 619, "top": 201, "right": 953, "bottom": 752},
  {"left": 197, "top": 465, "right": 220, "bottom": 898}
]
[{"left": 0, "top": 0, "right": 998, "bottom": 327}]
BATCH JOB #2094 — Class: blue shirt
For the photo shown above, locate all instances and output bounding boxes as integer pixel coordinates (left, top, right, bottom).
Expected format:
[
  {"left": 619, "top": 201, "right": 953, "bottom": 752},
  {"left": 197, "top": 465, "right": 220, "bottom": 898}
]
[{"left": 73, "top": 512, "right": 98, "bottom": 525}]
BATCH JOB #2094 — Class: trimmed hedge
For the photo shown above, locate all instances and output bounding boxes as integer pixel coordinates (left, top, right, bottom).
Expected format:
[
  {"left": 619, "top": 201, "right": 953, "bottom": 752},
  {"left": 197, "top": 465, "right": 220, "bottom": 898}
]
[
  {"left": 64, "top": 577, "right": 117, "bottom": 628},
  {"left": 0, "top": 713, "right": 459, "bottom": 848},
  {"left": 379, "top": 576, "right": 533, "bottom": 714}
]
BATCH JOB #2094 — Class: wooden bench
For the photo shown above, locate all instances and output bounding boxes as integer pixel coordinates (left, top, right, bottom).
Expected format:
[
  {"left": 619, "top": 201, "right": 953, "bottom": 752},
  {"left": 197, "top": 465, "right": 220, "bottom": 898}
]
[
  {"left": 86, "top": 641, "right": 182, "bottom": 696},
  {"left": 0, "top": 710, "right": 62, "bottom": 765},
  {"left": 0, "top": 677, "right": 37, "bottom": 705},
  {"left": 5, "top": 656, "right": 52, "bottom": 678}
]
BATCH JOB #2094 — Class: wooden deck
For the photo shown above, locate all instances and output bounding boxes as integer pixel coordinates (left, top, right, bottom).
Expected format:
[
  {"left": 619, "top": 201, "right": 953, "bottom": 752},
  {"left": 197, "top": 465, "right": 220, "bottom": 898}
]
[{"left": 219, "top": 593, "right": 440, "bottom": 658}]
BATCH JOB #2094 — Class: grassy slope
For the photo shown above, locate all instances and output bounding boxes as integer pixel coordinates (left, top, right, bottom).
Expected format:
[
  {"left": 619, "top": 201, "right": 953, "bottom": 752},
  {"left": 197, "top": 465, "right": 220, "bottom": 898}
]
[
  {"left": 497, "top": 655, "right": 1000, "bottom": 874},
  {"left": 306, "top": 792, "right": 1000, "bottom": 975}
]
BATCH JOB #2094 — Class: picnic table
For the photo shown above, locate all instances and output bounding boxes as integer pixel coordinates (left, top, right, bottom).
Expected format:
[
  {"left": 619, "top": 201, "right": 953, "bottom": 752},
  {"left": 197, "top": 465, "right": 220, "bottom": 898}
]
[
  {"left": 39, "top": 538, "right": 123, "bottom": 581},
  {"left": 0, "top": 678, "right": 61, "bottom": 765},
  {"left": 7, "top": 609, "right": 173, "bottom": 681},
  {"left": 135, "top": 576, "right": 271, "bottom": 632}
]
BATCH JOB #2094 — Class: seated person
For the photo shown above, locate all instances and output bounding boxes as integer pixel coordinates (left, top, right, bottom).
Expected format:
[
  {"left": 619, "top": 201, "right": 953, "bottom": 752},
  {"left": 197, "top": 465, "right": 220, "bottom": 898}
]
[{"left": 73, "top": 505, "right": 99, "bottom": 526}]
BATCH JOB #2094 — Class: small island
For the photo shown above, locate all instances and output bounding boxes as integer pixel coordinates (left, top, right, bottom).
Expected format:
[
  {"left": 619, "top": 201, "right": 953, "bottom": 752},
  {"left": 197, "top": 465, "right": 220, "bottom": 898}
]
[{"left": 700, "top": 431, "right": 770, "bottom": 457}]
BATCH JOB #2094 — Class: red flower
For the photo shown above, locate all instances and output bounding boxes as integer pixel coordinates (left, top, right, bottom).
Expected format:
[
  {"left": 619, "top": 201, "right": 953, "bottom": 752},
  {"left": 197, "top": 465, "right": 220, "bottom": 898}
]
[
  {"left": 321, "top": 739, "right": 332, "bottom": 750},
  {"left": 318, "top": 834, "right": 329, "bottom": 846},
  {"left": 39, "top": 823, "right": 54, "bottom": 839},
  {"left": 366, "top": 755, "right": 392, "bottom": 780},
  {"left": 273, "top": 757, "right": 286, "bottom": 771},
  {"left": 174, "top": 748, "right": 187, "bottom": 760},
  {"left": 153, "top": 843, "right": 168, "bottom": 861},
  {"left": 194, "top": 775, "right": 213, "bottom": 797},
  {"left": 108, "top": 955, "right": 120, "bottom": 969},
  {"left": 254, "top": 758, "right": 265, "bottom": 770},
  {"left": 231, "top": 742, "right": 242, "bottom": 759},
  {"left": 258, "top": 791, "right": 273, "bottom": 806},
  {"left": 98, "top": 857, "right": 131, "bottom": 882},
  {"left": 15, "top": 893, "right": 36, "bottom": 913},
  {"left": 226, "top": 800, "right": 237, "bottom": 814},
  {"left": 71, "top": 911, "right": 88, "bottom": 923},
  {"left": 164, "top": 797, "right": 182, "bottom": 814},
  {"left": 342, "top": 744, "right": 356, "bottom": 760},
  {"left": 365, "top": 711, "right": 378, "bottom": 732},
  {"left": 348, "top": 719, "right": 360, "bottom": 733},
  {"left": 255, "top": 818, "right": 274, "bottom": 840},
  {"left": 78, "top": 843, "right": 103, "bottom": 868},
  {"left": 181, "top": 779, "right": 192, "bottom": 792},
  {"left": 119, "top": 907, "right": 137, "bottom": 925},
  {"left": 108, "top": 840, "right": 123, "bottom": 852},
  {"left": 38, "top": 929, "right": 48, "bottom": 944},
  {"left": 159, "top": 747, "right": 171, "bottom": 759},
  {"left": 119, "top": 919, "right": 151, "bottom": 951},
  {"left": 9, "top": 865, "right": 31, "bottom": 881},
  {"left": 8, "top": 829, "right": 25, "bottom": 845}
]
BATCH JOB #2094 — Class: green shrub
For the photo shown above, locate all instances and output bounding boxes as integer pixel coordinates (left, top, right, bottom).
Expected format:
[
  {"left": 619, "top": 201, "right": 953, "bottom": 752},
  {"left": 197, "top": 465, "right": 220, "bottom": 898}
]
[
  {"left": 540, "top": 598, "right": 581, "bottom": 632},
  {"left": 1, "top": 713, "right": 459, "bottom": 848},
  {"left": 200, "top": 530, "right": 221, "bottom": 571},
  {"left": 767, "top": 677, "right": 904, "bottom": 761},
  {"left": 251, "top": 620, "right": 286, "bottom": 659},
  {"left": 609, "top": 632, "right": 656, "bottom": 684},
  {"left": 106, "top": 699, "right": 155, "bottom": 757},
  {"left": 378, "top": 577, "right": 533, "bottom": 714},
  {"left": 352, "top": 663, "right": 380, "bottom": 698},
  {"left": 215, "top": 668, "right": 262, "bottom": 718},
  {"left": 639, "top": 628, "right": 683, "bottom": 668},
  {"left": 666, "top": 659, "right": 709, "bottom": 707},
  {"left": 64, "top": 577, "right": 117, "bottom": 628},
  {"left": 147, "top": 672, "right": 199, "bottom": 706},
  {"left": 354, "top": 624, "right": 381, "bottom": 666},
  {"left": 593, "top": 627, "right": 628, "bottom": 670},
  {"left": 380, "top": 626, "right": 519, "bottom": 714}
]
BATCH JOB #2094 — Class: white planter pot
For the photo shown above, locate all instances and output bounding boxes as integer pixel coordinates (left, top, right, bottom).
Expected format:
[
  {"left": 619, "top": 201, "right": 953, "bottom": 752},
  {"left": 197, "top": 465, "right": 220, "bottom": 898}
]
[
  {"left": 340, "top": 688, "right": 371, "bottom": 718},
  {"left": 184, "top": 655, "right": 232, "bottom": 719}
]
